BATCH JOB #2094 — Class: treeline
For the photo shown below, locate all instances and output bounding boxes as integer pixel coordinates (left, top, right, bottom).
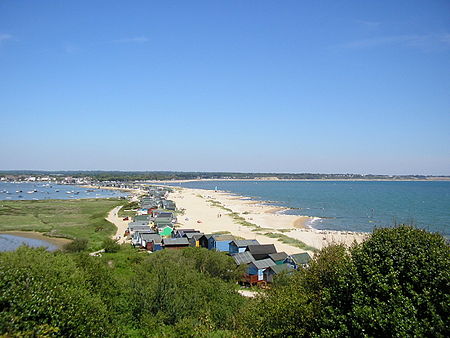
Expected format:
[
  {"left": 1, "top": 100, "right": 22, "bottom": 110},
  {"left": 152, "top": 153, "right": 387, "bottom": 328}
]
[
  {"left": 1, "top": 226, "right": 449, "bottom": 337},
  {"left": 0, "top": 170, "right": 437, "bottom": 181}
]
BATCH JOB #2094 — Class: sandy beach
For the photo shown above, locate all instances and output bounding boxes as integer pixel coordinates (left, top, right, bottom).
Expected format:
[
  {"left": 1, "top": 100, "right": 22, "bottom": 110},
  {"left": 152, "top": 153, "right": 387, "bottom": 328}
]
[{"left": 168, "top": 187, "right": 369, "bottom": 255}]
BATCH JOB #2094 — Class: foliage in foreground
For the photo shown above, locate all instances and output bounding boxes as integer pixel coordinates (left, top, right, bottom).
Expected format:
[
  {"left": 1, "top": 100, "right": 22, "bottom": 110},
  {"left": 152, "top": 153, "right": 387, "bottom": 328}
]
[
  {"left": 0, "top": 226, "right": 448, "bottom": 337},
  {"left": 243, "top": 225, "right": 450, "bottom": 337},
  {"left": 0, "top": 246, "right": 245, "bottom": 337}
]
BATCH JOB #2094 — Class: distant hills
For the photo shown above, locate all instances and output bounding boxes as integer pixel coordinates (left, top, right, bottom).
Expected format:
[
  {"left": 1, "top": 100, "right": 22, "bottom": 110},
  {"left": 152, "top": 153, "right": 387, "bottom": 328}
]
[{"left": 1, "top": 170, "right": 449, "bottom": 182}]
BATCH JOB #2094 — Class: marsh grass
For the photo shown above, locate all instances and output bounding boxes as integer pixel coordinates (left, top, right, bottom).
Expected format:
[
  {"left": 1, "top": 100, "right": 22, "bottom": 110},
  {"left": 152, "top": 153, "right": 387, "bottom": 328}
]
[
  {"left": 0, "top": 198, "right": 125, "bottom": 250},
  {"left": 263, "top": 232, "right": 318, "bottom": 252}
]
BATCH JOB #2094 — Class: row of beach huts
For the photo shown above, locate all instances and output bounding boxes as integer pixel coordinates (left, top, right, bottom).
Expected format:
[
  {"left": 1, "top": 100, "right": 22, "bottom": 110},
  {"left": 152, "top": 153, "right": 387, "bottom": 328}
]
[{"left": 123, "top": 186, "right": 311, "bottom": 286}]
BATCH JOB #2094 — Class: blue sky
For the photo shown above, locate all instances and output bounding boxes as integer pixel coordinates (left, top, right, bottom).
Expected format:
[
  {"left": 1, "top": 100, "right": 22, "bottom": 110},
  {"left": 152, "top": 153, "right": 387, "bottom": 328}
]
[{"left": 1, "top": 0, "right": 449, "bottom": 174}]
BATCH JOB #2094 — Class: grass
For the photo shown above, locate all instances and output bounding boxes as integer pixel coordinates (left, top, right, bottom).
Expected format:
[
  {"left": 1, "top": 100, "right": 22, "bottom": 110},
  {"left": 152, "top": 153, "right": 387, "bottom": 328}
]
[
  {"left": 118, "top": 201, "right": 139, "bottom": 218},
  {"left": 251, "top": 227, "right": 273, "bottom": 232},
  {"left": 206, "top": 199, "right": 261, "bottom": 230},
  {"left": 0, "top": 198, "right": 126, "bottom": 250},
  {"left": 278, "top": 228, "right": 292, "bottom": 233},
  {"left": 263, "top": 232, "right": 318, "bottom": 252},
  {"left": 212, "top": 231, "right": 231, "bottom": 235},
  {"left": 207, "top": 199, "right": 233, "bottom": 213},
  {"left": 100, "top": 244, "right": 145, "bottom": 280},
  {"left": 229, "top": 212, "right": 260, "bottom": 229}
]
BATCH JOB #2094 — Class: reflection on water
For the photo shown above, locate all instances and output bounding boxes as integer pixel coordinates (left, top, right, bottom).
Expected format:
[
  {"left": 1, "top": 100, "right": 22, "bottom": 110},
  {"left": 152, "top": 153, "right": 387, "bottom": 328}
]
[{"left": 0, "top": 234, "right": 58, "bottom": 252}]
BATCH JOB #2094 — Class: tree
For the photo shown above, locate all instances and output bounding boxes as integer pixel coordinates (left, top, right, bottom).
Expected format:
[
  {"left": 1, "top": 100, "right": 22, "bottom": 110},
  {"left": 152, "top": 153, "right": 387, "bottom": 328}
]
[
  {"left": 0, "top": 247, "right": 119, "bottom": 336},
  {"left": 347, "top": 225, "right": 450, "bottom": 337},
  {"left": 244, "top": 226, "right": 450, "bottom": 337}
]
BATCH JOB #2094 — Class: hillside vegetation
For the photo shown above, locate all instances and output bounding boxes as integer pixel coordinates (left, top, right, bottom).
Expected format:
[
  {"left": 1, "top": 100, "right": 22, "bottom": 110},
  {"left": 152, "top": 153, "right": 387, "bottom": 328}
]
[{"left": 0, "top": 226, "right": 448, "bottom": 337}]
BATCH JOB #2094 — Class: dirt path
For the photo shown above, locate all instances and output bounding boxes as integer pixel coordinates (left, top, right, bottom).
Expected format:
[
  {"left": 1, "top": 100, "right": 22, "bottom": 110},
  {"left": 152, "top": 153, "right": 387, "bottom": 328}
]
[{"left": 106, "top": 206, "right": 130, "bottom": 244}]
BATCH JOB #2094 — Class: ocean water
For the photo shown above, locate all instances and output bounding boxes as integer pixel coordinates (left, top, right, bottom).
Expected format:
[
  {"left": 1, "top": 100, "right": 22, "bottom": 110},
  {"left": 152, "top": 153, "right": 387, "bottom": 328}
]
[
  {"left": 165, "top": 180, "right": 450, "bottom": 237},
  {"left": 0, "top": 182, "right": 127, "bottom": 200},
  {"left": 0, "top": 234, "right": 58, "bottom": 252}
]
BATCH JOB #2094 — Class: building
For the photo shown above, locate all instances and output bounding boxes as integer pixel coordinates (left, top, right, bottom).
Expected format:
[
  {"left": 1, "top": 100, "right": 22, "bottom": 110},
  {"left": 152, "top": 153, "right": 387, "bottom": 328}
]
[
  {"left": 198, "top": 234, "right": 213, "bottom": 249},
  {"left": 229, "top": 239, "right": 260, "bottom": 254},
  {"left": 141, "top": 233, "right": 162, "bottom": 251},
  {"left": 186, "top": 232, "right": 204, "bottom": 247},
  {"left": 284, "top": 252, "right": 312, "bottom": 269},
  {"left": 246, "top": 258, "right": 276, "bottom": 284},
  {"left": 232, "top": 251, "right": 255, "bottom": 266},
  {"left": 246, "top": 244, "right": 277, "bottom": 260},
  {"left": 263, "top": 263, "right": 293, "bottom": 283},
  {"left": 268, "top": 252, "right": 288, "bottom": 265},
  {"left": 162, "top": 238, "right": 189, "bottom": 250},
  {"left": 208, "top": 234, "right": 235, "bottom": 252}
]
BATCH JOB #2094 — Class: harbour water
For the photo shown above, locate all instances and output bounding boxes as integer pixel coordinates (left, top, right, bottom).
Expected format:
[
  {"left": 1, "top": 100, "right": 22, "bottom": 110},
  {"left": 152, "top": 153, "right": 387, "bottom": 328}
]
[
  {"left": 0, "top": 234, "right": 58, "bottom": 252},
  {"left": 165, "top": 180, "right": 450, "bottom": 237},
  {"left": 0, "top": 182, "right": 127, "bottom": 200}
]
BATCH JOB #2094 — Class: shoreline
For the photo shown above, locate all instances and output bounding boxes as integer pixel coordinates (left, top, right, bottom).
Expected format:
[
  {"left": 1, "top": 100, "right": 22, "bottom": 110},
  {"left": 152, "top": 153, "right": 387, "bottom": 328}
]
[
  {"left": 0, "top": 231, "right": 72, "bottom": 248},
  {"left": 150, "top": 177, "right": 450, "bottom": 183},
  {"left": 168, "top": 186, "right": 369, "bottom": 255}
]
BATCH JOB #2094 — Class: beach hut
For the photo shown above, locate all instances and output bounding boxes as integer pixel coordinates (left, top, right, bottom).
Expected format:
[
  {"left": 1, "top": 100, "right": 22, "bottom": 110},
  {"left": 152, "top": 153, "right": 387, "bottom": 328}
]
[
  {"left": 128, "top": 221, "right": 150, "bottom": 227},
  {"left": 246, "top": 244, "right": 277, "bottom": 260},
  {"left": 199, "top": 234, "right": 213, "bottom": 249},
  {"left": 132, "top": 230, "right": 156, "bottom": 246},
  {"left": 157, "top": 224, "right": 173, "bottom": 237},
  {"left": 263, "top": 263, "right": 293, "bottom": 283},
  {"left": 162, "top": 200, "right": 176, "bottom": 210},
  {"left": 268, "top": 252, "right": 288, "bottom": 265},
  {"left": 229, "top": 239, "right": 260, "bottom": 254},
  {"left": 134, "top": 215, "right": 151, "bottom": 222},
  {"left": 173, "top": 229, "right": 199, "bottom": 238},
  {"left": 246, "top": 258, "right": 276, "bottom": 284},
  {"left": 208, "top": 234, "right": 235, "bottom": 252},
  {"left": 141, "top": 233, "right": 162, "bottom": 251},
  {"left": 162, "top": 238, "right": 189, "bottom": 250},
  {"left": 284, "top": 252, "right": 312, "bottom": 269},
  {"left": 186, "top": 233, "right": 204, "bottom": 247}
]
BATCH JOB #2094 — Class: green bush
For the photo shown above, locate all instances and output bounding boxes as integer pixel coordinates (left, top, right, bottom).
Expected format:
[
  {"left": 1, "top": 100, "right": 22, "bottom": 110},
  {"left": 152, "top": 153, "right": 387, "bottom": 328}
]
[
  {"left": 243, "top": 225, "right": 450, "bottom": 337},
  {"left": 0, "top": 247, "right": 119, "bottom": 336},
  {"left": 102, "top": 238, "right": 120, "bottom": 253},
  {"left": 62, "top": 238, "right": 88, "bottom": 252}
]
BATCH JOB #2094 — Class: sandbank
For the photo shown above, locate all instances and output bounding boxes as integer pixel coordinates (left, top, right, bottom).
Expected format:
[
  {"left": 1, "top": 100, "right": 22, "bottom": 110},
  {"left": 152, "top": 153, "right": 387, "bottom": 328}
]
[{"left": 168, "top": 187, "right": 369, "bottom": 255}]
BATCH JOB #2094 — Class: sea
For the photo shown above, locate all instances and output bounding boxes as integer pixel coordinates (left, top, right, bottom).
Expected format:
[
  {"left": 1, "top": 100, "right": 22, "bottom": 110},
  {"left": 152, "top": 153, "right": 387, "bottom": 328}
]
[
  {"left": 0, "top": 182, "right": 128, "bottom": 201},
  {"left": 164, "top": 180, "right": 450, "bottom": 237}
]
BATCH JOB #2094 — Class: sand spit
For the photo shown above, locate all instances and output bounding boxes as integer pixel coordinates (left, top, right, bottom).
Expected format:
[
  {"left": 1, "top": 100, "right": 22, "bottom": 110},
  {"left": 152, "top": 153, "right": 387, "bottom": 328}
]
[{"left": 169, "top": 187, "right": 369, "bottom": 255}]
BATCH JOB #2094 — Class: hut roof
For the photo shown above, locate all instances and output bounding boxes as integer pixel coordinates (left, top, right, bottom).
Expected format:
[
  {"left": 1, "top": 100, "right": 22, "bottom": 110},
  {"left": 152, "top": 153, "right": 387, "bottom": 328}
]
[
  {"left": 267, "top": 263, "right": 292, "bottom": 274},
  {"left": 290, "top": 252, "right": 312, "bottom": 265},
  {"left": 141, "top": 234, "right": 162, "bottom": 244},
  {"left": 212, "top": 234, "right": 235, "bottom": 241},
  {"left": 251, "top": 258, "right": 276, "bottom": 270},
  {"left": 246, "top": 244, "right": 277, "bottom": 255},
  {"left": 163, "top": 238, "right": 189, "bottom": 246},
  {"left": 186, "top": 232, "right": 204, "bottom": 239},
  {"left": 230, "top": 239, "right": 260, "bottom": 248},
  {"left": 232, "top": 252, "right": 255, "bottom": 265},
  {"left": 268, "top": 252, "right": 288, "bottom": 262}
]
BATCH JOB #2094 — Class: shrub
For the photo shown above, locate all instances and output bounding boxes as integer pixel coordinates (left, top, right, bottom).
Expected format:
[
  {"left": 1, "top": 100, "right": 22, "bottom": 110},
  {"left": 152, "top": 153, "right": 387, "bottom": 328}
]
[
  {"left": 103, "top": 238, "right": 120, "bottom": 253},
  {"left": 62, "top": 238, "right": 88, "bottom": 252}
]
